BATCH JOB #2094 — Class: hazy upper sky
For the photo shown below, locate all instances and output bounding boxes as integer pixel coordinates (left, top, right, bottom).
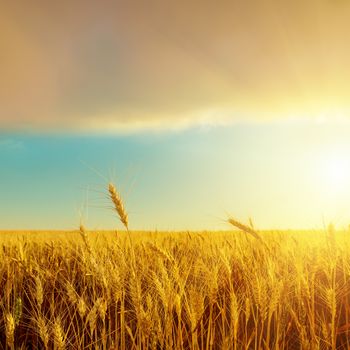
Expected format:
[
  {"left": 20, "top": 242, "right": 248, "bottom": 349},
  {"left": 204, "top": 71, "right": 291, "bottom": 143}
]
[
  {"left": 2, "top": 1, "right": 350, "bottom": 230},
  {"left": 2, "top": 0, "right": 350, "bottom": 130}
]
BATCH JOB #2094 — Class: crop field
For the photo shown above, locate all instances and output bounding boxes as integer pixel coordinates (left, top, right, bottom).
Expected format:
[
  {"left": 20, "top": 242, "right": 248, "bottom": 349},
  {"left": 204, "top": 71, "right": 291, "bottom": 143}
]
[{"left": 1, "top": 225, "right": 350, "bottom": 349}]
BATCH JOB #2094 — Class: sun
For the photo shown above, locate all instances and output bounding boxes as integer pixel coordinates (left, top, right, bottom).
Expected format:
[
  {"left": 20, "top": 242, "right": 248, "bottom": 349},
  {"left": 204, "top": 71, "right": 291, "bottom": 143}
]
[{"left": 323, "top": 155, "right": 350, "bottom": 193}]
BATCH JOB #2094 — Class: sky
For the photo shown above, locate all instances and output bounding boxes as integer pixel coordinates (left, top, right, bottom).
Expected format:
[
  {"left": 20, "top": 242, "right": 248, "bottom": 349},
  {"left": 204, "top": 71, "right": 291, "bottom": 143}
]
[{"left": 2, "top": 1, "right": 350, "bottom": 230}]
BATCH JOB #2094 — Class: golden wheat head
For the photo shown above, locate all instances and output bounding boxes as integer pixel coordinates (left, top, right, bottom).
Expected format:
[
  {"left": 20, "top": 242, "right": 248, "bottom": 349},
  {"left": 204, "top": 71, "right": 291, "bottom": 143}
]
[
  {"left": 228, "top": 217, "right": 262, "bottom": 241},
  {"left": 108, "top": 182, "right": 128, "bottom": 230}
]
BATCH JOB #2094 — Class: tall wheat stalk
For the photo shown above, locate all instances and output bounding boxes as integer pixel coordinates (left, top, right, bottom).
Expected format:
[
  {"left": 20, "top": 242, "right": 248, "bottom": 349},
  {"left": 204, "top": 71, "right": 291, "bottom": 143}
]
[
  {"left": 108, "top": 183, "right": 128, "bottom": 230},
  {"left": 228, "top": 217, "right": 262, "bottom": 241},
  {"left": 228, "top": 217, "right": 272, "bottom": 253},
  {"left": 108, "top": 182, "right": 136, "bottom": 275}
]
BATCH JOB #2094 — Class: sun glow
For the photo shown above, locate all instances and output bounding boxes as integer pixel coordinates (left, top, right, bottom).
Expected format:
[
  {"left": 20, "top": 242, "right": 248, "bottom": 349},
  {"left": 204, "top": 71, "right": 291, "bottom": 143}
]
[{"left": 321, "top": 154, "right": 350, "bottom": 194}]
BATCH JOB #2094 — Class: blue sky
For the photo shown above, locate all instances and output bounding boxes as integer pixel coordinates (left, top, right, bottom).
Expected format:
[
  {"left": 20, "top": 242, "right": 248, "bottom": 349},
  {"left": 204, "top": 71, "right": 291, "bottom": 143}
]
[{"left": 2, "top": 121, "right": 350, "bottom": 230}]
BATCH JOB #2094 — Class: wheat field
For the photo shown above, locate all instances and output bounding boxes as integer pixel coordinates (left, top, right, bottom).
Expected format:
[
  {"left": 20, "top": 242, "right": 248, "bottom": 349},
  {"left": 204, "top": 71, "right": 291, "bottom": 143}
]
[{"left": 1, "top": 224, "right": 350, "bottom": 349}]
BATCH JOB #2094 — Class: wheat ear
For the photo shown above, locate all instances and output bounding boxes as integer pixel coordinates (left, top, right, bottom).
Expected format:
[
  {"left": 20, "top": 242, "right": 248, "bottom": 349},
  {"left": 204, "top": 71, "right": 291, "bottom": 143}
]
[
  {"left": 108, "top": 183, "right": 128, "bottom": 230},
  {"left": 228, "top": 217, "right": 262, "bottom": 241},
  {"left": 79, "top": 224, "right": 92, "bottom": 254}
]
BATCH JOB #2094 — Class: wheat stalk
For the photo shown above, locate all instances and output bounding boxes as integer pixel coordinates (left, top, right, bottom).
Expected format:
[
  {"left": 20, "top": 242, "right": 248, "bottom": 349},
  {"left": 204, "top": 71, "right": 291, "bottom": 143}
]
[
  {"left": 77, "top": 297, "right": 87, "bottom": 318},
  {"left": 79, "top": 224, "right": 92, "bottom": 254},
  {"left": 228, "top": 217, "right": 262, "bottom": 241},
  {"left": 5, "top": 312, "right": 15, "bottom": 349},
  {"left": 108, "top": 183, "right": 128, "bottom": 230},
  {"left": 53, "top": 318, "right": 65, "bottom": 350},
  {"left": 35, "top": 276, "right": 44, "bottom": 309},
  {"left": 228, "top": 217, "right": 272, "bottom": 254},
  {"left": 87, "top": 301, "right": 98, "bottom": 334},
  {"left": 65, "top": 282, "right": 78, "bottom": 305},
  {"left": 37, "top": 316, "right": 49, "bottom": 349},
  {"left": 14, "top": 297, "right": 22, "bottom": 326}
]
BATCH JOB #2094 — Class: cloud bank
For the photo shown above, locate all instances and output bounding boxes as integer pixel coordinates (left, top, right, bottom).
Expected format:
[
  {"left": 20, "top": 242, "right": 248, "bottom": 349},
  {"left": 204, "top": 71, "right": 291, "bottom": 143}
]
[{"left": 1, "top": 0, "right": 350, "bottom": 131}]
